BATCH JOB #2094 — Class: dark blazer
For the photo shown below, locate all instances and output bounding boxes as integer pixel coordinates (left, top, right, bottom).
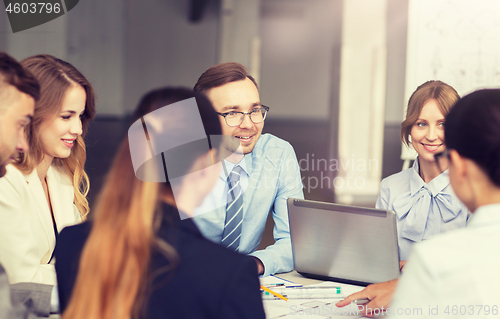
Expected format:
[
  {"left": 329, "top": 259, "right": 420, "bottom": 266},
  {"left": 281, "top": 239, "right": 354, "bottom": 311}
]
[{"left": 55, "top": 204, "right": 266, "bottom": 319}]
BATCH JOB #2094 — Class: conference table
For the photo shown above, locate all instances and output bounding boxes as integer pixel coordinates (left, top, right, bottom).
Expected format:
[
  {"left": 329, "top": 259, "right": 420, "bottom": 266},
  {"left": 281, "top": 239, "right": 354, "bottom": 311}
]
[{"left": 47, "top": 271, "right": 368, "bottom": 319}]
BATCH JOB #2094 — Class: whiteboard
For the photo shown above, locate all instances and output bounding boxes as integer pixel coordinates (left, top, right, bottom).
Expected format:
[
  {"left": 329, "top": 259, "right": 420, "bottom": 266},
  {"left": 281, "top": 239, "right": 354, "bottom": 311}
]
[{"left": 402, "top": 0, "right": 500, "bottom": 161}]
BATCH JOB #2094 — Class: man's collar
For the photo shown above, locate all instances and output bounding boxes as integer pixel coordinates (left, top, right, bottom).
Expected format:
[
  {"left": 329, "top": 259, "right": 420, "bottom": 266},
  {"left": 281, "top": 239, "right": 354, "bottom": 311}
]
[{"left": 220, "top": 154, "right": 251, "bottom": 179}]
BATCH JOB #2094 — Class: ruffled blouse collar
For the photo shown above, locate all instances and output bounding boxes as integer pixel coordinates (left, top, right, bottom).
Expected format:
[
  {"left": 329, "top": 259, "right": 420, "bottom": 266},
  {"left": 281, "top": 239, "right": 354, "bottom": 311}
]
[{"left": 393, "top": 158, "right": 462, "bottom": 242}]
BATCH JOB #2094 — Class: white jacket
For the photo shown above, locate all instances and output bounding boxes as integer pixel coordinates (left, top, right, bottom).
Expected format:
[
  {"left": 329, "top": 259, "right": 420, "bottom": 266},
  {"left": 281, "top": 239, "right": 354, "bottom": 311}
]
[
  {"left": 390, "top": 203, "right": 500, "bottom": 318},
  {"left": 0, "top": 164, "right": 81, "bottom": 285}
]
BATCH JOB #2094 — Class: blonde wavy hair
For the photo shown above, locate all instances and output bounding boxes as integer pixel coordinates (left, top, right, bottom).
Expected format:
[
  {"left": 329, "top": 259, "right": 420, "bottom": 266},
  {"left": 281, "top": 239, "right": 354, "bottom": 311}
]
[{"left": 16, "top": 55, "right": 96, "bottom": 219}]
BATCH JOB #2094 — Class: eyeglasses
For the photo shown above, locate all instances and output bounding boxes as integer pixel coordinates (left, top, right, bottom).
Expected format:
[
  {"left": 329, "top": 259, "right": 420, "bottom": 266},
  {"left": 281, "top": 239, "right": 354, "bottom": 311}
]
[
  {"left": 434, "top": 148, "right": 451, "bottom": 173},
  {"left": 217, "top": 106, "right": 270, "bottom": 127}
]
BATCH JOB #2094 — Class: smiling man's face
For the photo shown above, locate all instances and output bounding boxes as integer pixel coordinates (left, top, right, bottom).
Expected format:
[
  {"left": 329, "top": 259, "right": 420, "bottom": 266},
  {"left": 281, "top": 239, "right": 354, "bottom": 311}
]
[{"left": 207, "top": 78, "right": 263, "bottom": 155}]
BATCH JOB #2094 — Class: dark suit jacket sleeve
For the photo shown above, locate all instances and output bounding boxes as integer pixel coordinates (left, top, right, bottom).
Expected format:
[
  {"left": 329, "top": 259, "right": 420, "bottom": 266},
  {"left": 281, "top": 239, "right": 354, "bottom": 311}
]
[
  {"left": 54, "top": 223, "right": 91, "bottom": 313},
  {"left": 219, "top": 257, "right": 265, "bottom": 319}
]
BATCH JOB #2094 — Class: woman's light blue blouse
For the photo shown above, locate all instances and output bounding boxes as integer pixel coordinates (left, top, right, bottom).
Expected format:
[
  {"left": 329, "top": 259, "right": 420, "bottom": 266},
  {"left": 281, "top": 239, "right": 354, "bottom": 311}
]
[{"left": 376, "top": 158, "right": 469, "bottom": 261}]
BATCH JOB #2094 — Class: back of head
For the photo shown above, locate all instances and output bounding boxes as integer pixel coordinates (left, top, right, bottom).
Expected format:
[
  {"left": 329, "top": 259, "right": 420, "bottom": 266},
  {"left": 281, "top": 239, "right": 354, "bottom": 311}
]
[
  {"left": 445, "top": 89, "right": 500, "bottom": 187},
  {"left": 401, "top": 80, "right": 459, "bottom": 146},
  {"left": 133, "top": 87, "right": 221, "bottom": 137},
  {"left": 0, "top": 52, "right": 40, "bottom": 110},
  {"left": 101, "top": 87, "right": 221, "bottom": 216},
  {"left": 193, "top": 62, "right": 258, "bottom": 96},
  {"left": 62, "top": 87, "right": 221, "bottom": 319}
]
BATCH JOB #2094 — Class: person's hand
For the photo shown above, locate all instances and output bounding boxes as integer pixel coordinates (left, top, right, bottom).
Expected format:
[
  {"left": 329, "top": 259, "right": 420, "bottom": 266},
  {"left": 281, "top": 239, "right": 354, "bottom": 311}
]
[
  {"left": 252, "top": 257, "right": 265, "bottom": 275},
  {"left": 335, "top": 279, "right": 398, "bottom": 317},
  {"left": 399, "top": 260, "right": 407, "bottom": 271}
]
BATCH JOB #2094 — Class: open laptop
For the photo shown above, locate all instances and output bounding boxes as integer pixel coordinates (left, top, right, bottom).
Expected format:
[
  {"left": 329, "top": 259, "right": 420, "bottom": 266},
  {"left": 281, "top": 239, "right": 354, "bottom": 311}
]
[{"left": 287, "top": 198, "right": 400, "bottom": 286}]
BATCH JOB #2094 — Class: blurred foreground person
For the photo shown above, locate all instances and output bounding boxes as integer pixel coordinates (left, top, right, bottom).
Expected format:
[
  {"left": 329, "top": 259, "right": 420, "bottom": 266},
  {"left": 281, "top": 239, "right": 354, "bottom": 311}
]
[{"left": 55, "top": 88, "right": 265, "bottom": 319}]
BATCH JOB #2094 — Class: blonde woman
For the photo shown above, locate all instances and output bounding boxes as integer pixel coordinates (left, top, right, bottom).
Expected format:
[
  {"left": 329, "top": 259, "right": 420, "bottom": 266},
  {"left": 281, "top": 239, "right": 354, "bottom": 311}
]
[{"left": 0, "top": 55, "right": 95, "bottom": 290}]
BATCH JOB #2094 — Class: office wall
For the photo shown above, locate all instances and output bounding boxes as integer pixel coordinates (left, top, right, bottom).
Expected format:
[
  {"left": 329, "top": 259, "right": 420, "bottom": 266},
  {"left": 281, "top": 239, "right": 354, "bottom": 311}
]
[
  {"left": 335, "top": 0, "right": 387, "bottom": 205},
  {"left": 0, "top": 0, "right": 126, "bottom": 116},
  {"left": 66, "top": 0, "right": 126, "bottom": 116},
  {"left": 381, "top": 0, "right": 409, "bottom": 178},
  {"left": 0, "top": 11, "right": 6, "bottom": 50},
  {"left": 1, "top": 0, "right": 343, "bottom": 121},
  {"left": 3, "top": 12, "right": 68, "bottom": 59},
  {"left": 217, "top": 0, "right": 260, "bottom": 74},
  {"left": 260, "top": 0, "right": 339, "bottom": 120},
  {"left": 123, "top": 0, "right": 220, "bottom": 114},
  {"left": 0, "top": 0, "right": 220, "bottom": 116}
]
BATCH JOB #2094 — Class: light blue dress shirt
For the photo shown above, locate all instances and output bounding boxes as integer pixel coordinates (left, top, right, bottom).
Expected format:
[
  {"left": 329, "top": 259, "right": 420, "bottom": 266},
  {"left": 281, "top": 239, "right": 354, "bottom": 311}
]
[
  {"left": 193, "top": 134, "right": 304, "bottom": 277},
  {"left": 376, "top": 158, "right": 469, "bottom": 261}
]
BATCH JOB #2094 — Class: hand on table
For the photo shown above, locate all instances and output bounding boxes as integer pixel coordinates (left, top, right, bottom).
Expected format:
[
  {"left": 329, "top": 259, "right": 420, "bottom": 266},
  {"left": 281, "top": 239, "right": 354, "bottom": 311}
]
[
  {"left": 253, "top": 257, "right": 265, "bottom": 275},
  {"left": 335, "top": 279, "right": 398, "bottom": 317}
]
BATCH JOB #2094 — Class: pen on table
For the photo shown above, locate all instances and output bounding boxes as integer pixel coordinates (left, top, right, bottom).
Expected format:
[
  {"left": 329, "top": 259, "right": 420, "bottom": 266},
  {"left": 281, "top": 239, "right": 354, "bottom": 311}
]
[
  {"left": 260, "top": 285, "right": 288, "bottom": 301},
  {"left": 353, "top": 298, "right": 370, "bottom": 305},
  {"left": 269, "top": 275, "right": 304, "bottom": 287},
  {"left": 262, "top": 286, "right": 342, "bottom": 300},
  {"left": 267, "top": 283, "right": 285, "bottom": 287},
  {"left": 265, "top": 283, "right": 303, "bottom": 288}
]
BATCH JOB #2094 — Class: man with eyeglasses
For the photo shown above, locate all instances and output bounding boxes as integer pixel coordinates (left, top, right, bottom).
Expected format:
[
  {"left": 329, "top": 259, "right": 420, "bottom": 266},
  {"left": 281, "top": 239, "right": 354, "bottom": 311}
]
[{"left": 191, "top": 62, "right": 304, "bottom": 276}]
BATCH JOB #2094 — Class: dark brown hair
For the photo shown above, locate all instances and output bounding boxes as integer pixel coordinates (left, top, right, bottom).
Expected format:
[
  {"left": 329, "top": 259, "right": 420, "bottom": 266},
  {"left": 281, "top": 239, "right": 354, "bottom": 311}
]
[
  {"left": 193, "top": 62, "right": 258, "bottom": 96},
  {"left": 0, "top": 51, "right": 40, "bottom": 102},
  {"left": 17, "top": 54, "right": 96, "bottom": 218},
  {"left": 401, "top": 80, "right": 459, "bottom": 146}
]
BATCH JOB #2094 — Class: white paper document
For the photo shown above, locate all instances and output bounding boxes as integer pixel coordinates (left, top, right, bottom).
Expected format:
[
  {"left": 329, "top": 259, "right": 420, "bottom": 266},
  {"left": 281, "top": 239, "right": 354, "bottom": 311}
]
[{"left": 260, "top": 279, "right": 368, "bottom": 318}]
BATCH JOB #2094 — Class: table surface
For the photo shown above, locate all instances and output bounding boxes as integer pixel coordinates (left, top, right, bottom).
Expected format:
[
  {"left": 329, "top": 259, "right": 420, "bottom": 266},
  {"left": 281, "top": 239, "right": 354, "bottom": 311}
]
[{"left": 262, "top": 270, "right": 368, "bottom": 319}]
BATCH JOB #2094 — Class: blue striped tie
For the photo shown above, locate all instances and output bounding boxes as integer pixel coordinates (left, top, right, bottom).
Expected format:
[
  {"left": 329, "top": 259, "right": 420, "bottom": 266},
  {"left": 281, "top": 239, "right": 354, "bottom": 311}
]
[{"left": 221, "top": 165, "right": 244, "bottom": 251}]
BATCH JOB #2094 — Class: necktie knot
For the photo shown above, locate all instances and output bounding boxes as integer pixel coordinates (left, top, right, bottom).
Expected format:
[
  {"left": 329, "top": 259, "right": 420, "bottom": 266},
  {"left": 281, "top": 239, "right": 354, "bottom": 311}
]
[{"left": 229, "top": 165, "right": 243, "bottom": 183}]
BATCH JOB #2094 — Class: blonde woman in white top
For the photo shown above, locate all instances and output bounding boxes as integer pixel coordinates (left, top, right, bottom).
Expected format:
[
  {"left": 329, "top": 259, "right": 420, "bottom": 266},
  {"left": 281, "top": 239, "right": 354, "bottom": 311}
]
[{"left": 0, "top": 55, "right": 95, "bottom": 288}]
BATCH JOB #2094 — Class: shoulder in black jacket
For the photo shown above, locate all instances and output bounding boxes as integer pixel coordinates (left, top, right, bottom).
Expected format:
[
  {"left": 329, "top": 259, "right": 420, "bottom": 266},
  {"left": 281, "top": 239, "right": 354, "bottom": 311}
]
[{"left": 55, "top": 204, "right": 266, "bottom": 319}]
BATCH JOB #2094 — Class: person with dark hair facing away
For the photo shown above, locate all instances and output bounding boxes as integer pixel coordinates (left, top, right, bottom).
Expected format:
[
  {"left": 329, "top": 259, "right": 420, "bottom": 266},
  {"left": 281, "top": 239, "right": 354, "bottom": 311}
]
[
  {"left": 192, "top": 62, "right": 304, "bottom": 276},
  {"left": 55, "top": 88, "right": 265, "bottom": 319},
  {"left": 0, "top": 54, "right": 96, "bottom": 315},
  {"left": 390, "top": 89, "right": 500, "bottom": 318}
]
